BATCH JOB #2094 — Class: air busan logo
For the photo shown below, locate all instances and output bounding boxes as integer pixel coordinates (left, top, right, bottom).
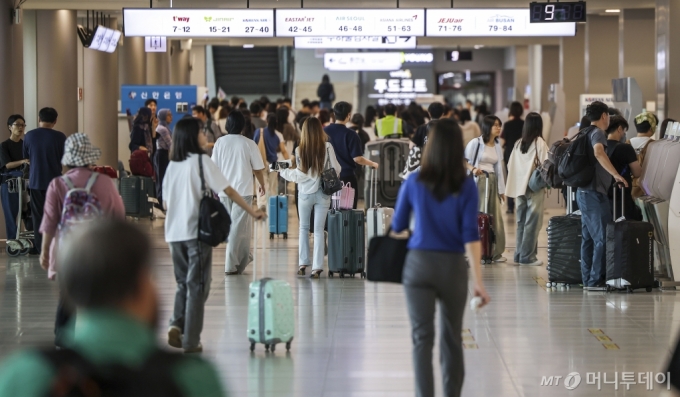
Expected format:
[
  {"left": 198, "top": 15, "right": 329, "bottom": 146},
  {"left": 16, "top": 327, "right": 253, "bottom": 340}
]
[
  {"left": 173, "top": 16, "right": 190, "bottom": 22},
  {"left": 487, "top": 14, "right": 514, "bottom": 23},
  {"left": 438, "top": 18, "right": 464, "bottom": 23}
]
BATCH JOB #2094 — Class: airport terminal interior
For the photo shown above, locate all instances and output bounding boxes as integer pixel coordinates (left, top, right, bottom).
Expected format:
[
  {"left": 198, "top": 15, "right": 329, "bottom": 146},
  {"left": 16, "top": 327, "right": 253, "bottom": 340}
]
[{"left": 2, "top": 0, "right": 680, "bottom": 396}]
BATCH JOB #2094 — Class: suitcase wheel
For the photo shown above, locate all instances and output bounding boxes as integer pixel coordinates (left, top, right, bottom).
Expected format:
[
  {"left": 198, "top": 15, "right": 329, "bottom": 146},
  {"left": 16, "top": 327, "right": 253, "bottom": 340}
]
[
  {"left": 270, "top": 344, "right": 276, "bottom": 352},
  {"left": 270, "top": 233, "right": 274, "bottom": 240},
  {"left": 250, "top": 343, "right": 256, "bottom": 352},
  {"left": 329, "top": 272, "right": 334, "bottom": 278},
  {"left": 361, "top": 272, "right": 366, "bottom": 279},
  {"left": 626, "top": 286, "right": 634, "bottom": 294},
  {"left": 286, "top": 342, "right": 291, "bottom": 351},
  {"left": 264, "top": 344, "right": 270, "bottom": 351},
  {"left": 339, "top": 272, "right": 345, "bottom": 278},
  {"left": 646, "top": 287, "right": 653, "bottom": 292},
  {"left": 283, "top": 233, "right": 288, "bottom": 239}
]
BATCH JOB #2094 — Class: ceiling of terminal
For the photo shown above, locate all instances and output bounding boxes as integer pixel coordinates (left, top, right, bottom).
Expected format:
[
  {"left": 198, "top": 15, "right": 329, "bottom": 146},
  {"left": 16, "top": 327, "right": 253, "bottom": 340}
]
[{"left": 26, "top": 0, "right": 655, "bottom": 12}]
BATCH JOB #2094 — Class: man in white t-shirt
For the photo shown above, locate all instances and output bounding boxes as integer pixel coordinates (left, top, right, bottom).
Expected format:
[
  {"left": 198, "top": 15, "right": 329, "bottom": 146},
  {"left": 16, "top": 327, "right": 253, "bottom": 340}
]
[
  {"left": 212, "top": 111, "right": 267, "bottom": 275},
  {"left": 630, "top": 111, "right": 658, "bottom": 153}
]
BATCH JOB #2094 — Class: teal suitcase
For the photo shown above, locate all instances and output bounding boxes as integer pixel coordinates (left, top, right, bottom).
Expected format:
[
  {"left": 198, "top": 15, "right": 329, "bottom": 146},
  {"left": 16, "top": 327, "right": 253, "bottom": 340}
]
[
  {"left": 247, "top": 221, "right": 294, "bottom": 352},
  {"left": 327, "top": 209, "right": 366, "bottom": 278}
]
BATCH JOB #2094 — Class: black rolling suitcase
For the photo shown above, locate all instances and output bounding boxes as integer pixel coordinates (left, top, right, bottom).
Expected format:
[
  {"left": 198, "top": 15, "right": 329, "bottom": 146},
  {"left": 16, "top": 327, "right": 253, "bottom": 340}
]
[
  {"left": 546, "top": 187, "right": 583, "bottom": 288},
  {"left": 363, "top": 140, "right": 409, "bottom": 208},
  {"left": 121, "top": 175, "right": 154, "bottom": 219},
  {"left": 605, "top": 185, "right": 655, "bottom": 292}
]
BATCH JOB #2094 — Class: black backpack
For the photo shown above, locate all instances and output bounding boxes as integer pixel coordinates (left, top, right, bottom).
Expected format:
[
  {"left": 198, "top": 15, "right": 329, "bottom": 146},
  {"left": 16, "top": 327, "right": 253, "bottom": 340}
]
[
  {"left": 198, "top": 155, "right": 231, "bottom": 247},
  {"left": 40, "top": 348, "right": 185, "bottom": 397},
  {"left": 558, "top": 127, "right": 597, "bottom": 187},
  {"left": 540, "top": 138, "right": 572, "bottom": 188}
]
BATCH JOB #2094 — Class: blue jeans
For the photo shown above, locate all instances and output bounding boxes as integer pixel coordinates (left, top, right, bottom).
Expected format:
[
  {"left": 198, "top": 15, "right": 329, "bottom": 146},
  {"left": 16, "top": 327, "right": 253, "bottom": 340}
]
[
  {"left": 576, "top": 190, "right": 611, "bottom": 287},
  {"left": 514, "top": 188, "right": 545, "bottom": 264},
  {"left": 298, "top": 188, "right": 331, "bottom": 271}
]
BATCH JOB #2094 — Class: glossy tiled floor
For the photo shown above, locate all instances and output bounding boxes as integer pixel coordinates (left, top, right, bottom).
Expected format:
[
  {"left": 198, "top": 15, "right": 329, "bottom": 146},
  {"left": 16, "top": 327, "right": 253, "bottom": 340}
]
[{"left": 1, "top": 200, "right": 679, "bottom": 396}]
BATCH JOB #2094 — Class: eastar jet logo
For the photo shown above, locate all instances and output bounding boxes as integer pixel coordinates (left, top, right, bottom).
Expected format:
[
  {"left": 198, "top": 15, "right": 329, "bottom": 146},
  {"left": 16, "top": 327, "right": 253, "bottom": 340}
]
[
  {"left": 439, "top": 18, "right": 464, "bottom": 23},
  {"left": 285, "top": 17, "right": 315, "bottom": 22},
  {"left": 173, "top": 16, "right": 190, "bottom": 22}
]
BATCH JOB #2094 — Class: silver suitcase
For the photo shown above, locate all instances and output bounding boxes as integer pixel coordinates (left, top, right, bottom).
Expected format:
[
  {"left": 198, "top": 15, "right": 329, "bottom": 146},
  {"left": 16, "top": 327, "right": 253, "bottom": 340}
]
[{"left": 366, "top": 168, "right": 394, "bottom": 242}]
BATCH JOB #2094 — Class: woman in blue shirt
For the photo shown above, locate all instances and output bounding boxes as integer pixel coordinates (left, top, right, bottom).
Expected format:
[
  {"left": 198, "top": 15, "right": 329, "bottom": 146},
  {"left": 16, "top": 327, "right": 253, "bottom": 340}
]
[{"left": 392, "top": 118, "right": 490, "bottom": 397}]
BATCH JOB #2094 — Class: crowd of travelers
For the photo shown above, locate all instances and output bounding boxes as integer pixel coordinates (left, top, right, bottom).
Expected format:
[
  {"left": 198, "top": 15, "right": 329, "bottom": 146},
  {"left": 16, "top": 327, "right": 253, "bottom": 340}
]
[{"left": 2, "top": 87, "right": 680, "bottom": 397}]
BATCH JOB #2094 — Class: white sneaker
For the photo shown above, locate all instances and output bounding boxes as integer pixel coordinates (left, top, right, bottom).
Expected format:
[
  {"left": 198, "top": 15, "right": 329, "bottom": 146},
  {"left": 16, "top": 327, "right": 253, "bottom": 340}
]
[
  {"left": 153, "top": 207, "right": 166, "bottom": 219},
  {"left": 168, "top": 326, "right": 182, "bottom": 348},
  {"left": 493, "top": 257, "right": 508, "bottom": 263},
  {"left": 520, "top": 260, "right": 543, "bottom": 266}
]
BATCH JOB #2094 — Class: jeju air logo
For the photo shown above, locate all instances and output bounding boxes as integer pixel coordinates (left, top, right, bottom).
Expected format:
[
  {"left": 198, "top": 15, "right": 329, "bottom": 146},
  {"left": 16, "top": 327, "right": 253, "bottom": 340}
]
[
  {"left": 439, "top": 18, "right": 464, "bottom": 23},
  {"left": 173, "top": 16, "right": 190, "bottom": 22}
]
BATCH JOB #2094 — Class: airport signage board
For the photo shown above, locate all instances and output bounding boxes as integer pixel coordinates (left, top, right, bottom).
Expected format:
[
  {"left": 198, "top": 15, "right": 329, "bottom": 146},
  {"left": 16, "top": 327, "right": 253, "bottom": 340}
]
[
  {"left": 276, "top": 9, "right": 425, "bottom": 37},
  {"left": 295, "top": 36, "right": 416, "bottom": 49},
  {"left": 123, "top": 8, "right": 274, "bottom": 37},
  {"left": 425, "top": 9, "right": 576, "bottom": 37}
]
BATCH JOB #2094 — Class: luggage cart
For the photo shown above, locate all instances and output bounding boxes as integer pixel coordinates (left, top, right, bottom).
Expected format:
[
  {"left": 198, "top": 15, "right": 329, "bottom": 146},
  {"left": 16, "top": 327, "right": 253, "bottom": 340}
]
[{"left": 5, "top": 175, "right": 34, "bottom": 256}]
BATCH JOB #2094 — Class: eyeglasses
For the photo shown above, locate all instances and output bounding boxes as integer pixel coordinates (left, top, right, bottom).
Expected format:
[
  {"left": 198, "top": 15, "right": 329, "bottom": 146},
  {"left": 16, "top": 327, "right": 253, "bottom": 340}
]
[{"left": 12, "top": 123, "right": 25, "bottom": 128}]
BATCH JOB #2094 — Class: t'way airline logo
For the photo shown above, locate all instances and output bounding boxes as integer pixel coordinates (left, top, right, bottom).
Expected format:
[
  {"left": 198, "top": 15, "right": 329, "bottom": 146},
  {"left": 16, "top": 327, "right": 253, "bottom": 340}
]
[{"left": 173, "top": 16, "right": 190, "bottom": 22}]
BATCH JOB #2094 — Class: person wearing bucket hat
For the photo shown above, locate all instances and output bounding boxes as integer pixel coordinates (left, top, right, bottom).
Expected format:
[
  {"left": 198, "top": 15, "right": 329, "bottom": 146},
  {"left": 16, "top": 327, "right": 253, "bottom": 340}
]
[
  {"left": 628, "top": 111, "right": 658, "bottom": 199},
  {"left": 39, "top": 132, "right": 125, "bottom": 348}
]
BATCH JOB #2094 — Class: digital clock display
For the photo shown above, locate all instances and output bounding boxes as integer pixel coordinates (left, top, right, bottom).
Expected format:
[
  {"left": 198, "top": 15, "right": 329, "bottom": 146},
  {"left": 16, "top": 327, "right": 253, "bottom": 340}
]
[{"left": 529, "top": 2, "right": 587, "bottom": 23}]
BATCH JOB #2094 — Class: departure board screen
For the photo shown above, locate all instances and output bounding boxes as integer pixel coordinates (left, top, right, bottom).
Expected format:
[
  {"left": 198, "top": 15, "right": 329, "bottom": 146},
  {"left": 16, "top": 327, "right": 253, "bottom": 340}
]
[
  {"left": 123, "top": 9, "right": 274, "bottom": 37},
  {"left": 275, "top": 9, "right": 425, "bottom": 37}
]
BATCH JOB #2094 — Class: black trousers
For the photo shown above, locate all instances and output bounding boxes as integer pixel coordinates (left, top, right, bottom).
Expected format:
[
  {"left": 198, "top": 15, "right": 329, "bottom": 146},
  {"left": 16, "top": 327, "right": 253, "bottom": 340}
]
[
  {"left": 154, "top": 149, "right": 169, "bottom": 207},
  {"left": 29, "top": 189, "right": 47, "bottom": 253}
]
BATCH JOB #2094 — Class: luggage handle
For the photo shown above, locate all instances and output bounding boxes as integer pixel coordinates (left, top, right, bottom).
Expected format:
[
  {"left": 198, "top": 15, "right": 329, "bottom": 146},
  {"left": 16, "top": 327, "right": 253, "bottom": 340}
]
[
  {"left": 612, "top": 183, "right": 626, "bottom": 222},
  {"left": 253, "top": 218, "right": 267, "bottom": 282},
  {"left": 483, "top": 171, "right": 490, "bottom": 215}
]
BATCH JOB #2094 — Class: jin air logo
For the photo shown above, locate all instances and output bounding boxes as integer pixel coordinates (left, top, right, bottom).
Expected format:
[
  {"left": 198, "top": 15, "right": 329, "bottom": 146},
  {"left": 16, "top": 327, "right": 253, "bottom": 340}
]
[{"left": 204, "top": 16, "right": 212, "bottom": 22}]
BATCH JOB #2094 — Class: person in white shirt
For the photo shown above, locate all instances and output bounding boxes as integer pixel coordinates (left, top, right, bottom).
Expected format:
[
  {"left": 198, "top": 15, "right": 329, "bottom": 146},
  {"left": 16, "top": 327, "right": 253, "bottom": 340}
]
[
  {"left": 464, "top": 115, "right": 507, "bottom": 263},
  {"left": 212, "top": 111, "right": 267, "bottom": 275},
  {"left": 163, "top": 118, "right": 265, "bottom": 353},
  {"left": 278, "top": 117, "right": 340, "bottom": 279},
  {"left": 505, "top": 113, "right": 550, "bottom": 266},
  {"left": 459, "top": 109, "right": 482, "bottom": 147}
]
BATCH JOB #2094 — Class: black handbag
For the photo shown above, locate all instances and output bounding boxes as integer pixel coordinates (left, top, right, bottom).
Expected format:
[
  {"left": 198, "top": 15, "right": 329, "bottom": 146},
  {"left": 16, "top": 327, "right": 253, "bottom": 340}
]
[
  {"left": 197, "top": 155, "right": 231, "bottom": 247},
  {"left": 366, "top": 229, "right": 410, "bottom": 284},
  {"left": 320, "top": 147, "right": 342, "bottom": 195}
]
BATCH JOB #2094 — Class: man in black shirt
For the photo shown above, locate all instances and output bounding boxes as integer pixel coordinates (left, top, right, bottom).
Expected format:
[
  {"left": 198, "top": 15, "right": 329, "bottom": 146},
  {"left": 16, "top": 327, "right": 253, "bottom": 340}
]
[
  {"left": 411, "top": 102, "right": 444, "bottom": 148},
  {"left": 2, "top": 115, "right": 29, "bottom": 241},
  {"left": 605, "top": 115, "right": 642, "bottom": 220},
  {"left": 500, "top": 102, "right": 525, "bottom": 214}
]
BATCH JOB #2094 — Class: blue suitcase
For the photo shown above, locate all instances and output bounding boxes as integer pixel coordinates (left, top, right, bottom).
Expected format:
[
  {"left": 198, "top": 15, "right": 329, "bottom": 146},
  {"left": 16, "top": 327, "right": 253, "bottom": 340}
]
[{"left": 269, "top": 194, "right": 288, "bottom": 239}]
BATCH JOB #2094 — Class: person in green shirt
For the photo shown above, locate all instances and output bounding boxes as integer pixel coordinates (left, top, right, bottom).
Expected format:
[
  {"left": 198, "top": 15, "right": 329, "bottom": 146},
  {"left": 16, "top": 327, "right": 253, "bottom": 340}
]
[
  {"left": 0, "top": 220, "right": 226, "bottom": 397},
  {"left": 376, "top": 103, "right": 405, "bottom": 138}
]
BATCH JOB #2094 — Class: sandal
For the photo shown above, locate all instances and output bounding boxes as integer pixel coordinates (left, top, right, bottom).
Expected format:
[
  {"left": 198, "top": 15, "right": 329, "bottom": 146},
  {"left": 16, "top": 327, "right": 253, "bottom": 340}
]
[
  {"left": 297, "top": 266, "right": 308, "bottom": 276},
  {"left": 310, "top": 270, "right": 324, "bottom": 279}
]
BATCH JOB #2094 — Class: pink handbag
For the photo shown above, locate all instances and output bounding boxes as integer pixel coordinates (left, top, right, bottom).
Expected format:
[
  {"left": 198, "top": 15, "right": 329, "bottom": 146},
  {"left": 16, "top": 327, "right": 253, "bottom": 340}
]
[{"left": 334, "top": 182, "right": 355, "bottom": 210}]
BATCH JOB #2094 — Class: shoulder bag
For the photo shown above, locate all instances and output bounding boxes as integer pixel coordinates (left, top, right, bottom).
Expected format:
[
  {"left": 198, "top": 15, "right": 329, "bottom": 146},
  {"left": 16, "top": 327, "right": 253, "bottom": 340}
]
[
  {"left": 528, "top": 141, "right": 548, "bottom": 192},
  {"left": 197, "top": 155, "right": 231, "bottom": 247},
  {"left": 320, "top": 147, "right": 343, "bottom": 195},
  {"left": 366, "top": 229, "right": 410, "bottom": 284}
]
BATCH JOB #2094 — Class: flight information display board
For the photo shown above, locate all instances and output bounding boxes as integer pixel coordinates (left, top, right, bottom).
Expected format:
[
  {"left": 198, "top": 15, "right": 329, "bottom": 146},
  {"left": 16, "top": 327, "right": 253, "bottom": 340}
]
[
  {"left": 425, "top": 9, "right": 575, "bottom": 37},
  {"left": 123, "top": 8, "right": 274, "bottom": 37},
  {"left": 276, "top": 9, "right": 425, "bottom": 37}
]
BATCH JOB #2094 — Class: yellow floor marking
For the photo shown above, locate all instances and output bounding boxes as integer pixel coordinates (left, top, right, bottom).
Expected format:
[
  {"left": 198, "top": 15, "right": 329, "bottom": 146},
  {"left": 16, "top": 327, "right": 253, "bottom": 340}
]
[
  {"left": 596, "top": 335, "right": 612, "bottom": 342},
  {"left": 462, "top": 335, "right": 476, "bottom": 342},
  {"left": 588, "top": 328, "right": 605, "bottom": 335},
  {"left": 463, "top": 343, "right": 479, "bottom": 350},
  {"left": 602, "top": 343, "right": 620, "bottom": 350},
  {"left": 461, "top": 329, "right": 472, "bottom": 335}
]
